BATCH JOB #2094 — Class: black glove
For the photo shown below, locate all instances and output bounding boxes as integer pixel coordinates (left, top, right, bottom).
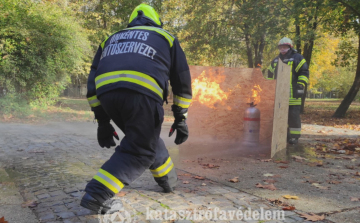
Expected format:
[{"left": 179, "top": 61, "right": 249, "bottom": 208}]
[
  {"left": 97, "top": 122, "right": 119, "bottom": 148},
  {"left": 169, "top": 119, "right": 189, "bottom": 145},
  {"left": 296, "top": 84, "right": 305, "bottom": 99},
  {"left": 169, "top": 105, "right": 189, "bottom": 145}
]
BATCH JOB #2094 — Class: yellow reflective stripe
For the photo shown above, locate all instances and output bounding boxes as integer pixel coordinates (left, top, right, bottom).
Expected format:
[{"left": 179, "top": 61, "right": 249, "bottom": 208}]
[
  {"left": 298, "top": 76, "right": 309, "bottom": 83},
  {"left": 174, "top": 95, "right": 192, "bottom": 108},
  {"left": 93, "top": 175, "right": 119, "bottom": 194},
  {"left": 268, "top": 63, "right": 277, "bottom": 73},
  {"left": 151, "top": 157, "right": 171, "bottom": 172},
  {"left": 87, "top": 95, "right": 101, "bottom": 107},
  {"left": 295, "top": 59, "right": 306, "bottom": 72},
  {"left": 289, "top": 98, "right": 301, "bottom": 105},
  {"left": 290, "top": 130, "right": 301, "bottom": 134},
  {"left": 101, "top": 36, "right": 110, "bottom": 49},
  {"left": 125, "top": 26, "right": 174, "bottom": 47},
  {"left": 95, "top": 70, "right": 163, "bottom": 99},
  {"left": 150, "top": 157, "right": 174, "bottom": 177},
  {"left": 98, "top": 169, "right": 124, "bottom": 189},
  {"left": 297, "top": 82, "right": 305, "bottom": 87},
  {"left": 267, "top": 65, "right": 274, "bottom": 73},
  {"left": 93, "top": 169, "right": 124, "bottom": 194},
  {"left": 152, "top": 163, "right": 174, "bottom": 178},
  {"left": 289, "top": 61, "right": 293, "bottom": 98}
]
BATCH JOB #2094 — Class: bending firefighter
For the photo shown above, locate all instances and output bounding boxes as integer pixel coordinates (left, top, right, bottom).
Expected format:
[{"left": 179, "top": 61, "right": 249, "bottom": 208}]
[
  {"left": 267, "top": 37, "right": 309, "bottom": 145},
  {"left": 81, "top": 4, "right": 192, "bottom": 213}
]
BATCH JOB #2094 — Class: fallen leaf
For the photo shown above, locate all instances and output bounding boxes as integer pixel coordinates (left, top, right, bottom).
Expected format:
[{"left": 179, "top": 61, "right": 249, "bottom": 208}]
[
  {"left": 304, "top": 180, "right": 318, "bottom": 184},
  {"left": 201, "top": 183, "right": 206, "bottom": 186},
  {"left": 116, "top": 191, "right": 127, "bottom": 197},
  {"left": 292, "top": 155, "right": 307, "bottom": 162},
  {"left": 299, "top": 213, "right": 325, "bottom": 221},
  {"left": 343, "top": 144, "right": 357, "bottom": 151},
  {"left": 279, "top": 166, "right": 288, "bottom": 169},
  {"left": 312, "top": 183, "right": 329, "bottom": 190},
  {"left": 0, "top": 217, "right": 8, "bottom": 223},
  {"left": 263, "top": 179, "right": 276, "bottom": 184},
  {"left": 178, "top": 173, "right": 191, "bottom": 176},
  {"left": 21, "top": 200, "right": 38, "bottom": 208},
  {"left": 268, "top": 198, "right": 284, "bottom": 205},
  {"left": 193, "top": 176, "right": 205, "bottom": 180},
  {"left": 256, "top": 183, "right": 277, "bottom": 191},
  {"left": 260, "top": 159, "right": 272, "bottom": 162},
  {"left": 307, "top": 161, "right": 323, "bottom": 167},
  {"left": 263, "top": 173, "right": 274, "bottom": 177},
  {"left": 355, "top": 172, "right": 360, "bottom": 176},
  {"left": 183, "top": 181, "right": 189, "bottom": 184},
  {"left": 201, "top": 164, "right": 220, "bottom": 169},
  {"left": 274, "top": 160, "right": 289, "bottom": 164},
  {"left": 273, "top": 174, "right": 282, "bottom": 178},
  {"left": 282, "top": 195, "right": 299, "bottom": 200},
  {"left": 350, "top": 197, "right": 360, "bottom": 201},
  {"left": 182, "top": 160, "right": 192, "bottom": 163},
  {"left": 346, "top": 165, "right": 355, "bottom": 170},
  {"left": 229, "top": 177, "right": 239, "bottom": 183},
  {"left": 283, "top": 206, "right": 296, "bottom": 211},
  {"left": 327, "top": 180, "right": 341, "bottom": 184}
]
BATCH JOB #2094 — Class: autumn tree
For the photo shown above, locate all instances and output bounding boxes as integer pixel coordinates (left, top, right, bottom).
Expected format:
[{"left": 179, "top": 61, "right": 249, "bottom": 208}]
[{"left": 330, "top": 0, "right": 360, "bottom": 117}]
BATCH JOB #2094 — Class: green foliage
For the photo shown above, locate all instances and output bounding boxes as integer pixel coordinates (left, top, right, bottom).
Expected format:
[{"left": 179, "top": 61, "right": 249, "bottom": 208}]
[
  {"left": 313, "top": 67, "right": 355, "bottom": 97},
  {"left": 0, "top": 0, "right": 90, "bottom": 105},
  {"left": 333, "top": 34, "right": 358, "bottom": 68},
  {"left": 162, "top": 0, "right": 289, "bottom": 67},
  {"left": 0, "top": 93, "right": 32, "bottom": 118},
  {"left": 69, "top": 0, "right": 145, "bottom": 51}
]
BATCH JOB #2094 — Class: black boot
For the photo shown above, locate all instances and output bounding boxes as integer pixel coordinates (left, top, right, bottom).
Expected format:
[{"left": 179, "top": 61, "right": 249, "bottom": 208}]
[
  {"left": 288, "top": 138, "right": 298, "bottom": 145},
  {"left": 159, "top": 183, "right": 175, "bottom": 193},
  {"left": 80, "top": 193, "right": 123, "bottom": 214}
]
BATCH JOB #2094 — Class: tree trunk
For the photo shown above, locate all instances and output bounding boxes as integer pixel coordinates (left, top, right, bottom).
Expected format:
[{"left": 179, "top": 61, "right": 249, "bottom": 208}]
[
  {"left": 295, "top": 24, "right": 301, "bottom": 54},
  {"left": 245, "top": 33, "right": 253, "bottom": 68},
  {"left": 333, "top": 33, "right": 360, "bottom": 118},
  {"left": 254, "top": 34, "right": 265, "bottom": 68},
  {"left": 300, "top": 18, "right": 317, "bottom": 113}
]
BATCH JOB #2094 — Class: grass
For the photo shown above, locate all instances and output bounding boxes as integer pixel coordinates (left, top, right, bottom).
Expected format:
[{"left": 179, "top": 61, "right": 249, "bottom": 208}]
[
  {"left": 0, "top": 97, "right": 174, "bottom": 123},
  {"left": 0, "top": 97, "right": 93, "bottom": 123},
  {"left": 301, "top": 100, "right": 360, "bottom": 130},
  {"left": 1, "top": 97, "right": 359, "bottom": 130}
]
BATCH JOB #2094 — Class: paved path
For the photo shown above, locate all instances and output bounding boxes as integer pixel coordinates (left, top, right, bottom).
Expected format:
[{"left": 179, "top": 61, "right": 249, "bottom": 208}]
[{"left": 1, "top": 122, "right": 357, "bottom": 222}]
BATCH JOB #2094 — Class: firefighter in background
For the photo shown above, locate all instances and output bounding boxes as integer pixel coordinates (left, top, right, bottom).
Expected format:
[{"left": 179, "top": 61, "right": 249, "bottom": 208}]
[
  {"left": 80, "top": 3, "right": 192, "bottom": 213},
  {"left": 267, "top": 37, "right": 309, "bottom": 145}
]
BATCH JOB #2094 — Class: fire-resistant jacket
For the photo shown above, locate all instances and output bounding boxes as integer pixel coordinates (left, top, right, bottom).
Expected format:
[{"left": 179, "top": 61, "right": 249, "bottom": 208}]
[
  {"left": 267, "top": 50, "right": 309, "bottom": 106},
  {"left": 86, "top": 20, "right": 192, "bottom": 116}
]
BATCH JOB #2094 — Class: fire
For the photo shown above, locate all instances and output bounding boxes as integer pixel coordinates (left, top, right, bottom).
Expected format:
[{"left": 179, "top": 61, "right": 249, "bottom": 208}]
[
  {"left": 249, "top": 84, "right": 262, "bottom": 105},
  {"left": 192, "top": 70, "right": 229, "bottom": 108}
]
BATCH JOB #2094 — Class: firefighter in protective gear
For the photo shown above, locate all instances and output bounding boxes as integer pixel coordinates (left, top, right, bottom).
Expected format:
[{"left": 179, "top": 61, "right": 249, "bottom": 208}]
[
  {"left": 80, "top": 3, "right": 192, "bottom": 213},
  {"left": 267, "top": 37, "right": 309, "bottom": 145}
]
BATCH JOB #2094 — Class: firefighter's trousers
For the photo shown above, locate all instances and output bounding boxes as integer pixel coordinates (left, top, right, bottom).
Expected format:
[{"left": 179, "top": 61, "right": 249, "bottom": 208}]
[
  {"left": 288, "top": 105, "right": 301, "bottom": 139},
  {"left": 85, "top": 89, "right": 177, "bottom": 203}
]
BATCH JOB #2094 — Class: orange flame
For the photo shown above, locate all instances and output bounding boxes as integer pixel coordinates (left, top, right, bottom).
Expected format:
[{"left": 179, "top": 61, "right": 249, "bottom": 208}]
[
  {"left": 249, "top": 84, "right": 262, "bottom": 105},
  {"left": 192, "top": 70, "right": 229, "bottom": 108}
]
